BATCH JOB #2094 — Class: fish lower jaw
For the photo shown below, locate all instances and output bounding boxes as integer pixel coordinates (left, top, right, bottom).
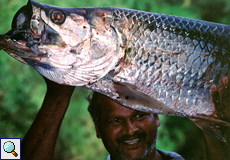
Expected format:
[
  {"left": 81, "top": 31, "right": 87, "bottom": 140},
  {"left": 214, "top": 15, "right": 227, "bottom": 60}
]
[{"left": 124, "top": 138, "right": 139, "bottom": 145}]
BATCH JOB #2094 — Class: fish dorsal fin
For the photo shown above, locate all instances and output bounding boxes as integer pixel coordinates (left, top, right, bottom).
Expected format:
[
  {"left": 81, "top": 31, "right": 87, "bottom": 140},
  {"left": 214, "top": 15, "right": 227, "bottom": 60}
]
[{"left": 112, "top": 81, "right": 176, "bottom": 114}]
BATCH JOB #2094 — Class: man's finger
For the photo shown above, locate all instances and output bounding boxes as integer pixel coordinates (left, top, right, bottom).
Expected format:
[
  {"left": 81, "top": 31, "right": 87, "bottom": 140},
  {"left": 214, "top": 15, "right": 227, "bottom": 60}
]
[
  {"left": 221, "top": 76, "right": 230, "bottom": 118},
  {"left": 222, "top": 77, "right": 229, "bottom": 95},
  {"left": 211, "top": 85, "right": 223, "bottom": 118},
  {"left": 211, "top": 85, "right": 219, "bottom": 104}
]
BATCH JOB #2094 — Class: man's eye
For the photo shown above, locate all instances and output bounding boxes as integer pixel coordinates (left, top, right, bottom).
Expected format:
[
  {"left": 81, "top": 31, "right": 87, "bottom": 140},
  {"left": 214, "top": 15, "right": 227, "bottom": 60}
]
[
  {"left": 136, "top": 114, "right": 144, "bottom": 118},
  {"left": 135, "top": 113, "right": 149, "bottom": 119},
  {"left": 110, "top": 118, "right": 123, "bottom": 125},
  {"left": 112, "top": 119, "right": 119, "bottom": 123}
]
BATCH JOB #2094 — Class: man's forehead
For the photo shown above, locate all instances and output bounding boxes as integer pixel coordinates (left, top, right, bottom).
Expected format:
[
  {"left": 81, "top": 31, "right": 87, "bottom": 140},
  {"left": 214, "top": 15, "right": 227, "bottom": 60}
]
[{"left": 97, "top": 94, "right": 151, "bottom": 117}]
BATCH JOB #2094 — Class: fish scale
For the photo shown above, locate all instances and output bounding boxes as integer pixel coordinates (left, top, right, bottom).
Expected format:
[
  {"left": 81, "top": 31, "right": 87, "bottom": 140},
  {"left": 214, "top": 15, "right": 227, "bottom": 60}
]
[{"left": 106, "top": 8, "right": 230, "bottom": 116}]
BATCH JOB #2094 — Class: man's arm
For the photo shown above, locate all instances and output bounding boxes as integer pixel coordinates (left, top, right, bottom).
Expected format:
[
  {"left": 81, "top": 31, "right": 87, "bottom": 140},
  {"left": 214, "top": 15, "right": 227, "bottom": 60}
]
[
  {"left": 21, "top": 78, "right": 75, "bottom": 160},
  {"left": 204, "top": 77, "right": 230, "bottom": 160}
]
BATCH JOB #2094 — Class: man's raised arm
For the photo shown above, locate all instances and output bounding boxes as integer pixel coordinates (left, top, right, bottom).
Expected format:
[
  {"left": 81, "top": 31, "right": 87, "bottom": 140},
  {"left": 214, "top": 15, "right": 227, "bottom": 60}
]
[{"left": 21, "top": 78, "right": 75, "bottom": 160}]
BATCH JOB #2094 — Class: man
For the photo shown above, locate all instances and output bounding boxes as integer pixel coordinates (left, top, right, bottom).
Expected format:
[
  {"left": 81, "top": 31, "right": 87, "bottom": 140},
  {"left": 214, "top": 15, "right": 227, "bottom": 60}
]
[
  {"left": 21, "top": 78, "right": 230, "bottom": 160},
  {"left": 88, "top": 92, "right": 184, "bottom": 160}
]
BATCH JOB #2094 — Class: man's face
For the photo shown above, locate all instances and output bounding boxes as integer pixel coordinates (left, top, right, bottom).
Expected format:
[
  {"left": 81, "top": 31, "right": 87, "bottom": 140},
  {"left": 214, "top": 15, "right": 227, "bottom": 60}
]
[{"left": 95, "top": 94, "right": 160, "bottom": 160}]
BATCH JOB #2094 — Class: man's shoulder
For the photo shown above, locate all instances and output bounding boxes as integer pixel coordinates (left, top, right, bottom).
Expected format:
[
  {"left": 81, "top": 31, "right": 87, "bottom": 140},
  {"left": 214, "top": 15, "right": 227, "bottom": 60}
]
[
  {"left": 157, "top": 149, "right": 185, "bottom": 160},
  {"left": 104, "top": 150, "right": 184, "bottom": 160}
]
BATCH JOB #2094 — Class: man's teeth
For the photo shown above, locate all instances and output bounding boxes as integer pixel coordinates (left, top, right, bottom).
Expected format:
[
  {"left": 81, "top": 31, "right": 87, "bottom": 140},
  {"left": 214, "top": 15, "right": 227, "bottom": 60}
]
[{"left": 124, "top": 139, "right": 139, "bottom": 144}]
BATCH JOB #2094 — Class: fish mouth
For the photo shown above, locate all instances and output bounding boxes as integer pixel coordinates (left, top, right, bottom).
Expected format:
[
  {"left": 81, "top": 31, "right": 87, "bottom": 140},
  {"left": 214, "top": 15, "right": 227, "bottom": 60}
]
[
  {"left": 0, "top": 1, "right": 35, "bottom": 58},
  {"left": 1, "top": 30, "right": 42, "bottom": 57},
  {"left": 0, "top": 0, "right": 65, "bottom": 60},
  {"left": 0, "top": 32, "right": 36, "bottom": 62}
]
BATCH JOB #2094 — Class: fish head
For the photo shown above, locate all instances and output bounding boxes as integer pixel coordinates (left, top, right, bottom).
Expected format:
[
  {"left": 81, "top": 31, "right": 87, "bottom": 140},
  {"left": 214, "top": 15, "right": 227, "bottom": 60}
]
[{"left": 0, "top": 0, "right": 120, "bottom": 85}]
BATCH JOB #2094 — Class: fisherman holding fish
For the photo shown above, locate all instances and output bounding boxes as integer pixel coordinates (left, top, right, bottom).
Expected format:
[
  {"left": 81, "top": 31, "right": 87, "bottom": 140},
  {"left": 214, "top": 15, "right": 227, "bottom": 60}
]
[
  {"left": 21, "top": 78, "right": 185, "bottom": 160},
  {"left": 20, "top": 78, "right": 230, "bottom": 160},
  {"left": 0, "top": 0, "right": 230, "bottom": 159}
]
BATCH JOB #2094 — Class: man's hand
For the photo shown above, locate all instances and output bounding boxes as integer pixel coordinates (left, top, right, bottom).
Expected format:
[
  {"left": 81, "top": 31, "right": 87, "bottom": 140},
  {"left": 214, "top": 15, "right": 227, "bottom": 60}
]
[
  {"left": 211, "top": 76, "right": 230, "bottom": 119},
  {"left": 21, "top": 78, "right": 75, "bottom": 160},
  {"left": 203, "top": 76, "right": 230, "bottom": 160}
]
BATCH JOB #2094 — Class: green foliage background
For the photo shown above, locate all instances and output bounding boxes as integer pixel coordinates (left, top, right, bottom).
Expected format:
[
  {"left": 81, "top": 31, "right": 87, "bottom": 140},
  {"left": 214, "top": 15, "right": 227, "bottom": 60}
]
[{"left": 1, "top": 0, "right": 230, "bottom": 159}]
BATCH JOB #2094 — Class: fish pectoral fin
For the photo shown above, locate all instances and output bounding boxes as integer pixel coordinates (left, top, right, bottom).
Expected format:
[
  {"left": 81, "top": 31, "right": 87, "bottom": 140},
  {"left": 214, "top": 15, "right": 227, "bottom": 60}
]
[
  {"left": 112, "top": 81, "right": 176, "bottom": 114},
  {"left": 190, "top": 116, "right": 230, "bottom": 142},
  {"left": 195, "top": 114, "right": 230, "bottom": 127}
]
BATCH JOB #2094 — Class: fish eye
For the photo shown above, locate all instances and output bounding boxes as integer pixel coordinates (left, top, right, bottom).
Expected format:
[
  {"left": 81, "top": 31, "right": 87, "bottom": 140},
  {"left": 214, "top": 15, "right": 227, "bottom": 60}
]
[{"left": 50, "top": 10, "right": 66, "bottom": 25}]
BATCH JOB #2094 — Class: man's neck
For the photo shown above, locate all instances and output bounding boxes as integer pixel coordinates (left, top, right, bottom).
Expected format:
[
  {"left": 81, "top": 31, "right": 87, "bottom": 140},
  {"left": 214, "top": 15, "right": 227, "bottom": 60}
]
[
  {"left": 109, "top": 149, "right": 162, "bottom": 160},
  {"left": 146, "top": 148, "right": 162, "bottom": 160}
]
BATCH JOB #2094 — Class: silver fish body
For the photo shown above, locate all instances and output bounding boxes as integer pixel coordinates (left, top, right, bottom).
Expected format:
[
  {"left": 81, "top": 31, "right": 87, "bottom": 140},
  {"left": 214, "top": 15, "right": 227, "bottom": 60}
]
[
  {"left": 88, "top": 9, "right": 230, "bottom": 118},
  {"left": 1, "top": 0, "right": 230, "bottom": 120},
  {"left": 93, "top": 8, "right": 230, "bottom": 117}
]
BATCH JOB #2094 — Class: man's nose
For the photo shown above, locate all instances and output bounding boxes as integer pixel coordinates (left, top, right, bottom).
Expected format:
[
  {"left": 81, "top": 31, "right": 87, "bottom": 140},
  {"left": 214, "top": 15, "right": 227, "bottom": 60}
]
[{"left": 122, "top": 120, "right": 138, "bottom": 135}]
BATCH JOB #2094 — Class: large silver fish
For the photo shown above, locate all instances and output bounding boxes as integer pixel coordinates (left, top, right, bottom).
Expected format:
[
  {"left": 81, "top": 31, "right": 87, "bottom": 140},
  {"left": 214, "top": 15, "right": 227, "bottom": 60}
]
[{"left": 1, "top": 0, "right": 230, "bottom": 140}]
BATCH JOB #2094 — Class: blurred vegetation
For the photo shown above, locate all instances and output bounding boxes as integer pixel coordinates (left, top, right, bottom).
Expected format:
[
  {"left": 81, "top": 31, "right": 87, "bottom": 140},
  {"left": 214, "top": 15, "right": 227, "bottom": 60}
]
[{"left": 0, "top": 0, "right": 230, "bottom": 159}]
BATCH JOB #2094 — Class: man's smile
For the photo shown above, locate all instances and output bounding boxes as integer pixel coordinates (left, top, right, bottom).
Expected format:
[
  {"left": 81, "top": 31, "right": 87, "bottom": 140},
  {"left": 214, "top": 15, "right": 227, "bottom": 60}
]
[
  {"left": 119, "top": 136, "right": 147, "bottom": 151},
  {"left": 124, "top": 138, "right": 139, "bottom": 145}
]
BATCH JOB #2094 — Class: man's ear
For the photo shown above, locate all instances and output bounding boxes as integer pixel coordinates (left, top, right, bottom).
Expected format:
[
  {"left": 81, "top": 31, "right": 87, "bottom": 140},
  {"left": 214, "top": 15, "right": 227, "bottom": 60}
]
[
  {"left": 94, "top": 123, "right": 101, "bottom": 138},
  {"left": 155, "top": 115, "right": 160, "bottom": 127}
]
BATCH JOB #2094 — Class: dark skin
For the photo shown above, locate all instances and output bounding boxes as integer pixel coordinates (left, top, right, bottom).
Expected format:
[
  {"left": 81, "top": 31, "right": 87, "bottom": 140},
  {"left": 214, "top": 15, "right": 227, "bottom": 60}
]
[
  {"left": 94, "top": 93, "right": 162, "bottom": 160},
  {"left": 21, "top": 77, "right": 230, "bottom": 160},
  {"left": 21, "top": 78, "right": 75, "bottom": 160}
]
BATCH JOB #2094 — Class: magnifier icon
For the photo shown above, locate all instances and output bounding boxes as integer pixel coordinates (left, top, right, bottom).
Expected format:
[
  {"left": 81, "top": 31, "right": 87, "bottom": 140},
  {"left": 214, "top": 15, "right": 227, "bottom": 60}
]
[{"left": 3, "top": 141, "right": 18, "bottom": 157}]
